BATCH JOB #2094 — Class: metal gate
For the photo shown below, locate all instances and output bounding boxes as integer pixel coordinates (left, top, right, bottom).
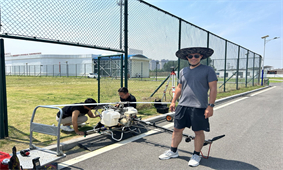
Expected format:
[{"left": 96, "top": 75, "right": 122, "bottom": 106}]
[{"left": 96, "top": 54, "right": 124, "bottom": 103}]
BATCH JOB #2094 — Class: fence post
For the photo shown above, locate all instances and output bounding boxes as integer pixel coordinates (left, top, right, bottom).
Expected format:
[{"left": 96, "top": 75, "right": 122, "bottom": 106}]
[
  {"left": 141, "top": 62, "right": 143, "bottom": 80},
  {"left": 245, "top": 50, "right": 249, "bottom": 87},
  {"left": 0, "top": 39, "right": 8, "bottom": 138},
  {"left": 59, "top": 62, "right": 61, "bottom": 77},
  {"left": 206, "top": 32, "right": 210, "bottom": 65},
  {"left": 98, "top": 57, "right": 101, "bottom": 103},
  {"left": 178, "top": 19, "right": 182, "bottom": 79},
  {"left": 236, "top": 46, "right": 240, "bottom": 90},
  {"left": 26, "top": 63, "right": 28, "bottom": 76},
  {"left": 223, "top": 40, "right": 228, "bottom": 92},
  {"left": 76, "top": 64, "right": 77, "bottom": 78},
  {"left": 252, "top": 53, "right": 255, "bottom": 86},
  {"left": 67, "top": 62, "right": 69, "bottom": 77},
  {"left": 84, "top": 64, "right": 86, "bottom": 77},
  {"left": 120, "top": 54, "right": 123, "bottom": 87},
  {"left": 258, "top": 56, "right": 262, "bottom": 85},
  {"left": 155, "top": 61, "right": 158, "bottom": 81},
  {"left": 124, "top": 0, "right": 128, "bottom": 88},
  {"left": 40, "top": 65, "right": 42, "bottom": 77}
]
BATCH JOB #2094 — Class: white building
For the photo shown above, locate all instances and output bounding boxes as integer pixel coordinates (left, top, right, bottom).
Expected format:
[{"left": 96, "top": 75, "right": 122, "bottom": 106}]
[
  {"left": 159, "top": 59, "right": 169, "bottom": 70},
  {"left": 5, "top": 53, "right": 150, "bottom": 78},
  {"left": 149, "top": 59, "right": 160, "bottom": 70},
  {"left": 5, "top": 53, "right": 98, "bottom": 76},
  {"left": 93, "top": 54, "right": 150, "bottom": 78},
  {"left": 216, "top": 68, "right": 260, "bottom": 79}
]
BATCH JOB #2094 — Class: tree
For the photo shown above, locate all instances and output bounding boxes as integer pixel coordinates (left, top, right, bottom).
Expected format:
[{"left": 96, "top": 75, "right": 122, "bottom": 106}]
[{"left": 162, "top": 61, "right": 178, "bottom": 72}]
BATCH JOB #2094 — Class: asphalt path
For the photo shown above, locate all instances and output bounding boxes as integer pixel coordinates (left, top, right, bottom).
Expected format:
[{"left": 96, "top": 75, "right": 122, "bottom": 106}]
[{"left": 55, "top": 83, "right": 283, "bottom": 170}]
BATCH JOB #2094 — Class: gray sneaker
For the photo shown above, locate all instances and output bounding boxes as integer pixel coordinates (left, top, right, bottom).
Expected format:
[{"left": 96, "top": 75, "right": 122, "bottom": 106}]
[
  {"left": 188, "top": 154, "right": 201, "bottom": 167},
  {"left": 60, "top": 125, "right": 74, "bottom": 132},
  {"left": 159, "top": 149, "right": 179, "bottom": 160}
]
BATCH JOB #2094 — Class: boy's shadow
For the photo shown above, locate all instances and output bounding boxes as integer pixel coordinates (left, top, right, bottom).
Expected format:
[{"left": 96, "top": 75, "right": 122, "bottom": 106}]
[{"left": 137, "top": 138, "right": 259, "bottom": 170}]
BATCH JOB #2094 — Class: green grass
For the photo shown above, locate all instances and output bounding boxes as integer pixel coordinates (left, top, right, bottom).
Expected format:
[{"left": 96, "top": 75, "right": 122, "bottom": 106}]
[
  {"left": 268, "top": 77, "right": 283, "bottom": 83},
  {"left": 0, "top": 76, "right": 265, "bottom": 153}
]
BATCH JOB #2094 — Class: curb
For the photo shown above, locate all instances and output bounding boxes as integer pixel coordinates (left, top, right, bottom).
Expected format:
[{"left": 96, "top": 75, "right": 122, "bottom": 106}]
[
  {"left": 215, "top": 86, "right": 270, "bottom": 103},
  {"left": 45, "top": 85, "right": 270, "bottom": 151}
]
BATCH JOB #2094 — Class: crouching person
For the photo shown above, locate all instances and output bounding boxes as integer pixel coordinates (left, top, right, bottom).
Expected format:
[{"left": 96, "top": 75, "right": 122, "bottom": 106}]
[{"left": 56, "top": 98, "right": 100, "bottom": 135}]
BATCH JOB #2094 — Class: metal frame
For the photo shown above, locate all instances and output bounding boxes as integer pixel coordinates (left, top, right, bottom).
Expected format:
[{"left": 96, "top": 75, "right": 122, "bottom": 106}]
[
  {"left": 30, "top": 105, "right": 64, "bottom": 156},
  {"left": 0, "top": 39, "right": 8, "bottom": 138}
]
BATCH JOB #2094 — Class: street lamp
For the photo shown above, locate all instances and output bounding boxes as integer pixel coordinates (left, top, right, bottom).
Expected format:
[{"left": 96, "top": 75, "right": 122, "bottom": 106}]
[
  {"left": 156, "top": 61, "right": 159, "bottom": 81},
  {"left": 117, "top": 0, "right": 124, "bottom": 49},
  {"left": 261, "top": 35, "right": 280, "bottom": 85}
]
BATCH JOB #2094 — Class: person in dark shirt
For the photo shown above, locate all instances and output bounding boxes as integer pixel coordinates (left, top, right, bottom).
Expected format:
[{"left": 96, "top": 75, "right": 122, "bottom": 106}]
[
  {"left": 95, "top": 87, "right": 137, "bottom": 129},
  {"left": 159, "top": 47, "right": 217, "bottom": 167},
  {"left": 118, "top": 87, "right": 136, "bottom": 108},
  {"left": 56, "top": 98, "right": 99, "bottom": 135}
]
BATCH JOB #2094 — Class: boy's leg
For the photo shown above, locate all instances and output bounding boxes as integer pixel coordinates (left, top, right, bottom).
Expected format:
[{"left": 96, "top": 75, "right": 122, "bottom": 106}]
[
  {"left": 56, "top": 116, "right": 72, "bottom": 126},
  {"left": 56, "top": 115, "right": 87, "bottom": 125},
  {"left": 77, "top": 115, "right": 88, "bottom": 125}
]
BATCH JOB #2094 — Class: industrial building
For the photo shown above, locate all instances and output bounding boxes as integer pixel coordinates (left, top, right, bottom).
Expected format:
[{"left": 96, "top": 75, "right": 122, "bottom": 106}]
[
  {"left": 5, "top": 53, "right": 150, "bottom": 78},
  {"left": 93, "top": 54, "right": 150, "bottom": 78}
]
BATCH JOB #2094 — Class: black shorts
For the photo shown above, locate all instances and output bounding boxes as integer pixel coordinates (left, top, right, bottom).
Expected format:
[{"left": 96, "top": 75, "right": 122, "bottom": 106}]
[{"left": 174, "top": 105, "right": 210, "bottom": 132}]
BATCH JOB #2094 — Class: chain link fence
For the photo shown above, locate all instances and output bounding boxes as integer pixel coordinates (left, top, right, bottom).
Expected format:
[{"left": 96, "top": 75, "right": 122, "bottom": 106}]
[
  {"left": 0, "top": 0, "right": 124, "bottom": 52},
  {"left": 1, "top": 0, "right": 262, "bottom": 103},
  {"left": 128, "top": 0, "right": 261, "bottom": 100}
]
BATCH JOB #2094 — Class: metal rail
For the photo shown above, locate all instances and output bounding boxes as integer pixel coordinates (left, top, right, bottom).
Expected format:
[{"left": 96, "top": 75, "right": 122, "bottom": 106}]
[{"left": 30, "top": 105, "right": 64, "bottom": 156}]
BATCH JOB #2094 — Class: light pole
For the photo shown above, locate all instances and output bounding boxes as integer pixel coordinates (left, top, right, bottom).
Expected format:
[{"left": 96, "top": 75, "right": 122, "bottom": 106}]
[
  {"left": 156, "top": 61, "right": 159, "bottom": 81},
  {"left": 117, "top": 0, "right": 124, "bottom": 50},
  {"left": 66, "top": 61, "right": 68, "bottom": 77},
  {"left": 261, "top": 35, "right": 279, "bottom": 85}
]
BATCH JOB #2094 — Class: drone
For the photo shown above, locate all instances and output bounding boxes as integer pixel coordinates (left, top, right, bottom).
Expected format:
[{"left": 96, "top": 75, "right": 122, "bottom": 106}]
[
  {"left": 84, "top": 103, "right": 143, "bottom": 141},
  {"left": 83, "top": 102, "right": 225, "bottom": 158},
  {"left": 1, "top": 101, "right": 224, "bottom": 169}
]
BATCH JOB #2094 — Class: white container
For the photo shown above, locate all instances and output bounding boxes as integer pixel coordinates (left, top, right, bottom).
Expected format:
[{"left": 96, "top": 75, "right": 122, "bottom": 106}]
[
  {"left": 101, "top": 109, "right": 121, "bottom": 127},
  {"left": 124, "top": 107, "right": 138, "bottom": 116}
]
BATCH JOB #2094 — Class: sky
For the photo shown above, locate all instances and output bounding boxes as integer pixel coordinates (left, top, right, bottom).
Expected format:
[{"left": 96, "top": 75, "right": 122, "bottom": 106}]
[
  {"left": 2, "top": 0, "right": 283, "bottom": 69},
  {"left": 145, "top": 0, "right": 282, "bottom": 69}
]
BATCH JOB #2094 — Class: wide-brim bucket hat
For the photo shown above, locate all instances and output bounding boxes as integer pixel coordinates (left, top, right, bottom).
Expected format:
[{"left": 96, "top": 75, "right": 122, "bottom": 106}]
[{"left": 176, "top": 47, "right": 214, "bottom": 60}]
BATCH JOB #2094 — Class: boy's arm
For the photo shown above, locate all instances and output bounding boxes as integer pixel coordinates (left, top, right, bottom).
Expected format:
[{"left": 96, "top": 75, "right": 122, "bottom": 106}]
[{"left": 170, "top": 83, "right": 182, "bottom": 111}]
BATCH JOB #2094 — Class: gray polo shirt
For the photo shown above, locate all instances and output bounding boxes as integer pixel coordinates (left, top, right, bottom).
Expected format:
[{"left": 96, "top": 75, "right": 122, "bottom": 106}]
[{"left": 178, "top": 64, "right": 218, "bottom": 108}]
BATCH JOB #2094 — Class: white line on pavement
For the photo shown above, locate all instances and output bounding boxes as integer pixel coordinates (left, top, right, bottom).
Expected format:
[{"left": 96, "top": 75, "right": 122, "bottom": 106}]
[
  {"left": 214, "top": 97, "right": 249, "bottom": 110},
  {"left": 250, "top": 86, "right": 276, "bottom": 96}
]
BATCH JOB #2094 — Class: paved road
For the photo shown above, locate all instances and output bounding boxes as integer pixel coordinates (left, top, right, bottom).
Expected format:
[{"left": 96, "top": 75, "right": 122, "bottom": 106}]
[{"left": 55, "top": 83, "right": 283, "bottom": 170}]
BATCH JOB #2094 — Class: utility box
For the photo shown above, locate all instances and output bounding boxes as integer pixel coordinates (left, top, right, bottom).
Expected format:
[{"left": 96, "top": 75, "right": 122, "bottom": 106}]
[{"left": 264, "top": 78, "right": 269, "bottom": 86}]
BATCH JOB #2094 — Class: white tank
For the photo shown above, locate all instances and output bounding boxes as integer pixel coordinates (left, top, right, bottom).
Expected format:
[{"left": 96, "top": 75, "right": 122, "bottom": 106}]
[
  {"left": 101, "top": 109, "right": 121, "bottom": 127},
  {"left": 124, "top": 107, "right": 138, "bottom": 116}
]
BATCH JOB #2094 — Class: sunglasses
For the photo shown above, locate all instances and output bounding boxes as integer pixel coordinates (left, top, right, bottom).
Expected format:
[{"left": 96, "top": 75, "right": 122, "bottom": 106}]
[{"left": 187, "top": 54, "right": 201, "bottom": 59}]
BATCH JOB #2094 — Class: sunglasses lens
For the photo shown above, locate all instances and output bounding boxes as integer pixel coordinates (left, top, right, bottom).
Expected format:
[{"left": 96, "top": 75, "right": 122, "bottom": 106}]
[
  {"left": 187, "top": 54, "right": 200, "bottom": 59},
  {"left": 188, "top": 55, "right": 193, "bottom": 59}
]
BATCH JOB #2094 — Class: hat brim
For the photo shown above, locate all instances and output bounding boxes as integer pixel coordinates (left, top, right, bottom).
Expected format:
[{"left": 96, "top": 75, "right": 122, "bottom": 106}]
[{"left": 176, "top": 47, "right": 214, "bottom": 60}]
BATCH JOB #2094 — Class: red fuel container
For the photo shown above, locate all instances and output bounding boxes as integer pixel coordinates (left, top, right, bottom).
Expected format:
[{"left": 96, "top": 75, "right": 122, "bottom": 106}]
[{"left": 0, "top": 151, "right": 11, "bottom": 170}]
